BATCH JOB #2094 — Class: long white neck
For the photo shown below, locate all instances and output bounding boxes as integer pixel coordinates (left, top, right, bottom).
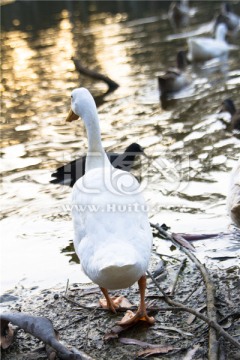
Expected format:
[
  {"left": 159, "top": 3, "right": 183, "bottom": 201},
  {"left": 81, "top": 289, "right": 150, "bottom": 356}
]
[
  {"left": 215, "top": 23, "right": 227, "bottom": 41},
  {"left": 81, "top": 106, "right": 110, "bottom": 172}
]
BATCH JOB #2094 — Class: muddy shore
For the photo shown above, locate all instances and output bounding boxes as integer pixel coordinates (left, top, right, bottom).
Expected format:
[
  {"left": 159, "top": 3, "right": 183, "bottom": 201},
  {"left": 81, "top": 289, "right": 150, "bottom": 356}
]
[{"left": 1, "top": 246, "right": 240, "bottom": 360}]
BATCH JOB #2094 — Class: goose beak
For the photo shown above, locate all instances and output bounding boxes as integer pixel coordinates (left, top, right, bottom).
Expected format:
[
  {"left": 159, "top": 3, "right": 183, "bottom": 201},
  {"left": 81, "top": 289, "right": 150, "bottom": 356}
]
[{"left": 66, "top": 109, "right": 79, "bottom": 122}]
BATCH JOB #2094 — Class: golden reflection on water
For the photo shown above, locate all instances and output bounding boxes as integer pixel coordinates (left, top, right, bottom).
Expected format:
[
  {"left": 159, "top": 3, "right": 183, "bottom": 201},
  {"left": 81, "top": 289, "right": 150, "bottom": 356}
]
[
  {"left": 6, "top": 33, "right": 36, "bottom": 80},
  {"left": 1, "top": 11, "right": 76, "bottom": 149},
  {"left": 89, "top": 19, "right": 133, "bottom": 87}
]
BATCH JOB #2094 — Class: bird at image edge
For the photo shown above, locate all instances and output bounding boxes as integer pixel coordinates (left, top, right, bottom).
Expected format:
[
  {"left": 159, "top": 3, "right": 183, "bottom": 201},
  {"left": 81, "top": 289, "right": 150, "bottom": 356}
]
[
  {"left": 65, "top": 87, "right": 154, "bottom": 326},
  {"left": 220, "top": 98, "right": 240, "bottom": 131},
  {"left": 227, "top": 158, "right": 240, "bottom": 228}
]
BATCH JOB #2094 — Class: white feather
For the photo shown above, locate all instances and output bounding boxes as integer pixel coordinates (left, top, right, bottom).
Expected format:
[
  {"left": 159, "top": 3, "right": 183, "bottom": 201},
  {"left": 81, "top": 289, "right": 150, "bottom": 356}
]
[
  {"left": 227, "top": 159, "right": 240, "bottom": 228},
  {"left": 69, "top": 88, "right": 153, "bottom": 290},
  {"left": 188, "top": 23, "right": 230, "bottom": 62}
]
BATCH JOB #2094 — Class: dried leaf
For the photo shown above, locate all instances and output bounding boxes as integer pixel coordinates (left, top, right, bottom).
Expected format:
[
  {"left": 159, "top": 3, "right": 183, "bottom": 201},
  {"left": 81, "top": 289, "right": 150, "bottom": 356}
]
[
  {"left": 210, "top": 256, "right": 237, "bottom": 261},
  {"left": 156, "top": 325, "right": 193, "bottom": 337},
  {"left": 137, "top": 345, "right": 174, "bottom": 358},
  {"left": 119, "top": 337, "right": 161, "bottom": 348},
  {"left": 177, "top": 233, "right": 219, "bottom": 241},
  {"left": 104, "top": 323, "right": 134, "bottom": 341},
  {"left": 99, "top": 296, "right": 133, "bottom": 310},
  {"left": 172, "top": 233, "right": 195, "bottom": 251},
  {"left": 117, "top": 297, "right": 133, "bottom": 309}
]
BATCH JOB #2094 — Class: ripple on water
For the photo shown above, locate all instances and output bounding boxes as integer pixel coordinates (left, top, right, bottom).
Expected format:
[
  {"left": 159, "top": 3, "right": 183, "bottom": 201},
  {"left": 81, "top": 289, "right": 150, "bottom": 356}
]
[{"left": 1, "top": 1, "right": 240, "bottom": 292}]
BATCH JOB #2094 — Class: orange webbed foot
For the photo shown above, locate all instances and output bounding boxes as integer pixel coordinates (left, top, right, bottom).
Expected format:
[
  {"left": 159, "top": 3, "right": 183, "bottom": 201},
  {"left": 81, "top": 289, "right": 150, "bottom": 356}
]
[
  {"left": 117, "top": 309, "right": 155, "bottom": 326},
  {"left": 99, "top": 296, "right": 133, "bottom": 313}
]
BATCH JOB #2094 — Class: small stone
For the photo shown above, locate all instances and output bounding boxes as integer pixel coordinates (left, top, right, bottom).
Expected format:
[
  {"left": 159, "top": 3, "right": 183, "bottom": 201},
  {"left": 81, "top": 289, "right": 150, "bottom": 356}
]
[
  {"left": 54, "top": 293, "right": 59, "bottom": 300},
  {"left": 0, "top": 294, "right": 19, "bottom": 303}
]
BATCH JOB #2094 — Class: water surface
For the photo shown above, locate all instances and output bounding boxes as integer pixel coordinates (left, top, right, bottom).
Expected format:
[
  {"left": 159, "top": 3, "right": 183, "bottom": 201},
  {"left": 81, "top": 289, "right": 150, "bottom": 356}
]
[{"left": 1, "top": 1, "right": 240, "bottom": 294}]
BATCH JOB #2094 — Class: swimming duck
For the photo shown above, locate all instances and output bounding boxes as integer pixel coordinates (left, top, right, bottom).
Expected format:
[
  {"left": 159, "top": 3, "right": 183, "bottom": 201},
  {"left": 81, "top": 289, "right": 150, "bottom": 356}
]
[
  {"left": 187, "top": 22, "right": 229, "bottom": 62},
  {"left": 220, "top": 2, "right": 239, "bottom": 32},
  {"left": 50, "top": 143, "right": 145, "bottom": 187},
  {"left": 66, "top": 88, "right": 154, "bottom": 326},
  {"left": 168, "top": 0, "right": 189, "bottom": 28},
  {"left": 227, "top": 159, "right": 240, "bottom": 228},
  {"left": 220, "top": 99, "right": 240, "bottom": 131},
  {"left": 158, "top": 51, "right": 189, "bottom": 95}
]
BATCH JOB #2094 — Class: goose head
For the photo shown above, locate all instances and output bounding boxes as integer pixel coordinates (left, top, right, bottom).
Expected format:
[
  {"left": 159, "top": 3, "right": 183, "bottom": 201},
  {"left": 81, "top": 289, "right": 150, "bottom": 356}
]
[
  {"left": 126, "top": 143, "right": 144, "bottom": 154},
  {"left": 221, "top": 2, "right": 233, "bottom": 15},
  {"left": 125, "top": 142, "right": 149, "bottom": 160},
  {"left": 221, "top": 98, "right": 236, "bottom": 116},
  {"left": 66, "top": 88, "right": 98, "bottom": 123}
]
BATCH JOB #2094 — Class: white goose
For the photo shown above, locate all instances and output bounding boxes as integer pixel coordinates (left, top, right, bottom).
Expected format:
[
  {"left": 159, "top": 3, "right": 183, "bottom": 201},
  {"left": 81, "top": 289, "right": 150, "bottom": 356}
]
[
  {"left": 187, "top": 22, "right": 229, "bottom": 62},
  {"left": 227, "top": 159, "right": 240, "bottom": 228},
  {"left": 66, "top": 88, "right": 154, "bottom": 326}
]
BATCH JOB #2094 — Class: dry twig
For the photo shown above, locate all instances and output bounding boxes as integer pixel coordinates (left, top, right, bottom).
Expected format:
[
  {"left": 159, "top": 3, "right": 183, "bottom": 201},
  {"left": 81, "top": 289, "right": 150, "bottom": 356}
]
[
  {"left": 147, "top": 271, "right": 240, "bottom": 350},
  {"left": 170, "top": 258, "right": 187, "bottom": 296},
  {"left": 151, "top": 223, "right": 219, "bottom": 357},
  {"left": 150, "top": 223, "right": 240, "bottom": 353}
]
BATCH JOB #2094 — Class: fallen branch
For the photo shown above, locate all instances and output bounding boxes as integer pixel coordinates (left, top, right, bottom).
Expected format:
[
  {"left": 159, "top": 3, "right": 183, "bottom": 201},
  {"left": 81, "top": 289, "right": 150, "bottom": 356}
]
[
  {"left": 170, "top": 258, "right": 186, "bottom": 296},
  {"left": 147, "top": 272, "right": 240, "bottom": 350},
  {"left": 57, "top": 315, "right": 88, "bottom": 332},
  {"left": 62, "top": 295, "right": 96, "bottom": 310},
  {"left": 182, "top": 278, "right": 203, "bottom": 303},
  {"left": 151, "top": 222, "right": 219, "bottom": 358},
  {"left": 0, "top": 312, "right": 94, "bottom": 359},
  {"left": 72, "top": 57, "right": 119, "bottom": 91}
]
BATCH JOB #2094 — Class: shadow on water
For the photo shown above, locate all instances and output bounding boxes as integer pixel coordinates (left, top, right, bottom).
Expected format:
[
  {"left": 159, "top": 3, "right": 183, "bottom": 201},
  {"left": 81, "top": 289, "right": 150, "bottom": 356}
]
[
  {"left": 1, "top": 0, "right": 240, "bottom": 292},
  {"left": 1, "top": 1, "right": 170, "bottom": 31}
]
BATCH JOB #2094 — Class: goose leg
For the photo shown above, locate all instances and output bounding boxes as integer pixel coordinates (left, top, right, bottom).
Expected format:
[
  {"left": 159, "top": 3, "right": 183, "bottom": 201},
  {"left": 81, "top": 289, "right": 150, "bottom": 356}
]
[
  {"left": 117, "top": 275, "right": 155, "bottom": 326},
  {"left": 99, "top": 287, "right": 125, "bottom": 313}
]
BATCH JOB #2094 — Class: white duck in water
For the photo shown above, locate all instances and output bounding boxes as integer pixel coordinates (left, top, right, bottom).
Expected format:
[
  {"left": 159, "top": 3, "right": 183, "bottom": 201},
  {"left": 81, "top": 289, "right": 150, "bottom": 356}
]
[
  {"left": 66, "top": 88, "right": 154, "bottom": 326},
  {"left": 187, "top": 22, "right": 229, "bottom": 62},
  {"left": 227, "top": 159, "right": 240, "bottom": 228}
]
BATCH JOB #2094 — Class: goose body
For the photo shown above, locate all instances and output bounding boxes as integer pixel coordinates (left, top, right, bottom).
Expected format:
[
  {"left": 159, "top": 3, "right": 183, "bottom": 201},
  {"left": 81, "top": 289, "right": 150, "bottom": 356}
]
[
  {"left": 50, "top": 143, "right": 144, "bottom": 187},
  {"left": 73, "top": 168, "right": 152, "bottom": 290},
  {"left": 227, "top": 159, "right": 240, "bottom": 228},
  {"left": 66, "top": 88, "right": 154, "bottom": 325},
  {"left": 188, "top": 23, "right": 229, "bottom": 62}
]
